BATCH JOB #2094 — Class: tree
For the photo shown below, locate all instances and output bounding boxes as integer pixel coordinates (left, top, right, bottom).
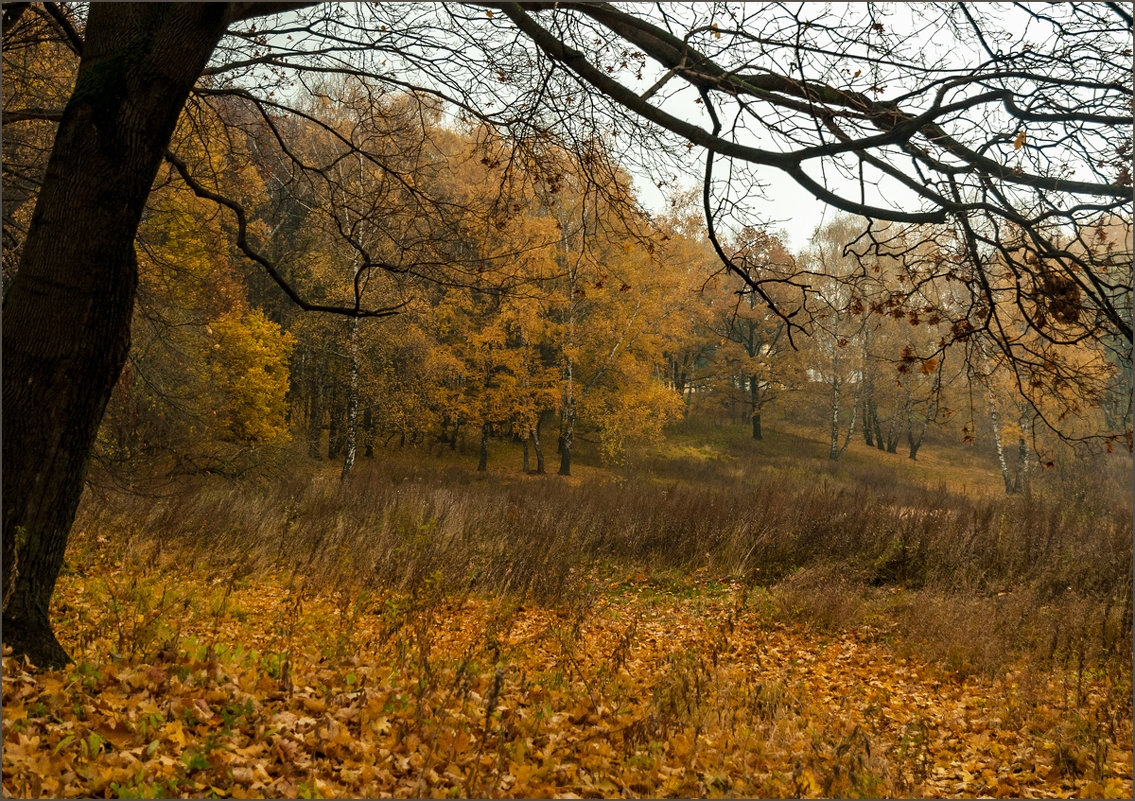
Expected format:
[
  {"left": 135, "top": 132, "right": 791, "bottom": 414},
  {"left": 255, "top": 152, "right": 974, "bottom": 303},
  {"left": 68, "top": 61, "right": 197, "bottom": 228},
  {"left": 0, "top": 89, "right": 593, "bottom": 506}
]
[
  {"left": 3, "top": 2, "right": 1130, "bottom": 666},
  {"left": 2, "top": 3, "right": 269, "bottom": 665},
  {"left": 97, "top": 189, "right": 295, "bottom": 480},
  {"left": 841, "top": 223, "right": 953, "bottom": 458},
  {"left": 208, "top": 311, "right": 295, "bottom": 444},
  {"left": 427, "top": 130, "right": 561, "bottom": 472},
  {"left": 530, "top": 155, "right": 686, "bottom": 473},
  {"left": 1, "top": 4, "right": 77, "bottom": 295},
  {"left": 651, "top": 208, "right": 720, "bottom": 410},
  {"left": 284, "top": 87, "right": 457, "bottom": 478},
  {"left": 87, "top": 98, "right": 305, "bottom": 482},
  {"left": 704, "top": 227, "right": 797, "bottom": 440},
  {"left": 805, "top": 218, "right": 872, "bottom": 462},
  {"left": 502, "top": 3, "right": 1131, "bottom": 350}
]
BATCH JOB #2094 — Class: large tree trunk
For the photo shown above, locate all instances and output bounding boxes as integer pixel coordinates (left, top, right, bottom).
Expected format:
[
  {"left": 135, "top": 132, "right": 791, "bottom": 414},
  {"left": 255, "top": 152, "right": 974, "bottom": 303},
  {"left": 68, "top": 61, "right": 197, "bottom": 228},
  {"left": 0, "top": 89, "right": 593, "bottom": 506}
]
[{"left": 2, "top": 4, "right": 234, "bottom": 667}]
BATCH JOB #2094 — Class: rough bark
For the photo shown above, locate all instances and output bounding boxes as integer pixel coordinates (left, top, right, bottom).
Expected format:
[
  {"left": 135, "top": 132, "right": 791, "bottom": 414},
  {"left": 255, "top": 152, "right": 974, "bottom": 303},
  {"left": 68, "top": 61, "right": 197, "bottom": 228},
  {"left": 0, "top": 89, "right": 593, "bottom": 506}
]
[{"left": 2, "top": 3, "right": 234, "bottom": 667}]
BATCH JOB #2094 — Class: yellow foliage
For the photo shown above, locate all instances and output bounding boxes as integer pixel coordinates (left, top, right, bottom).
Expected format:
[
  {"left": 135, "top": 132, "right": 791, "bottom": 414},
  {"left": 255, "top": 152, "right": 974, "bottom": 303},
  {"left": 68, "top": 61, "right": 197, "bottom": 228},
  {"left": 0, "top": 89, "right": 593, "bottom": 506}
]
[{"left": 205, "top": 310, "right": 295, "bottom": 445}]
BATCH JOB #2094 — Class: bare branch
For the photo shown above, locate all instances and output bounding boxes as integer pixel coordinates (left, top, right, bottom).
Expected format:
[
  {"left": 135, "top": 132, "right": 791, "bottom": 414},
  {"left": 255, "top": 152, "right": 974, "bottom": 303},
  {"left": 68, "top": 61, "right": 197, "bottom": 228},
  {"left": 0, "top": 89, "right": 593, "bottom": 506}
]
[{"left": 163, "top": 150, "right": 407, "bottom": 319}]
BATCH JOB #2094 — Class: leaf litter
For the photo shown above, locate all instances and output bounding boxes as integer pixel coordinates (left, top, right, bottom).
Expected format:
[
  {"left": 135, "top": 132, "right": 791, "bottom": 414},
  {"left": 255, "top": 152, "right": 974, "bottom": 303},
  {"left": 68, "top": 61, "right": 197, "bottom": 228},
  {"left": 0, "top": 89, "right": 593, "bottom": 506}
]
[{"left": 3, "top": 568, "right": 1131, "bottom": 798}]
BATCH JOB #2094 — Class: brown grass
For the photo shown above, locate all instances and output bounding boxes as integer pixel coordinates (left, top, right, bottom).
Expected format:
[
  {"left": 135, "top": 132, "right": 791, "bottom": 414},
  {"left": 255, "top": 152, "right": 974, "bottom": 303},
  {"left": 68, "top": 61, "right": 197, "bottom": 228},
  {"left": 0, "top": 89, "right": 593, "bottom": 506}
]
[{"left": 71, "top": 419, "right": 1132, "bottom": 686}]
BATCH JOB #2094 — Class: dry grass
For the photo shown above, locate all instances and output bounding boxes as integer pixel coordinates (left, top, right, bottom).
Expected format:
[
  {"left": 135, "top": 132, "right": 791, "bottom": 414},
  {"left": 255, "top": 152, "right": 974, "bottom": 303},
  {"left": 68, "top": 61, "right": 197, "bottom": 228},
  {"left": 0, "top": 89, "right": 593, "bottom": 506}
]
[
  {"left": 16, "top": 418, "right": 1125, "bottom": 798},
  {"left": 71, "top": 420, "right": 1132, "bottom": 687}
]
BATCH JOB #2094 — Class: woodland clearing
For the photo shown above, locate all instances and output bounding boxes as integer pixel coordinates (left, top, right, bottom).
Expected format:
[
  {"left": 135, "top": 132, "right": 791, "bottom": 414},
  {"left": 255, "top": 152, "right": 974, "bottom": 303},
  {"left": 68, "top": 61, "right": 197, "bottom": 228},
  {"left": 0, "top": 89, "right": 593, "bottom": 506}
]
[{"left": 4, "top": 425, "right": 1131, "bottom": 799}]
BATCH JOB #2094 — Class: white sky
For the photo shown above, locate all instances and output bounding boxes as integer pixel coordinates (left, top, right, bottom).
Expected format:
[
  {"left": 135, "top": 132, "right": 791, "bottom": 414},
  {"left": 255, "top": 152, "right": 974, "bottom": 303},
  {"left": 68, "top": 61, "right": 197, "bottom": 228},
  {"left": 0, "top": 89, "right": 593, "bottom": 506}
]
[
  {"left": 630, "top": 147, "right": 839, "bottom": 252},
  {"left": 240, "top": 3, "right": 1124, "bottom": 254},
  {"left": 610, "top": 2, "right": 1099, "bottom": 253},
  {"left": 611, "top": 4, "right": 927, "bottom": 252}
]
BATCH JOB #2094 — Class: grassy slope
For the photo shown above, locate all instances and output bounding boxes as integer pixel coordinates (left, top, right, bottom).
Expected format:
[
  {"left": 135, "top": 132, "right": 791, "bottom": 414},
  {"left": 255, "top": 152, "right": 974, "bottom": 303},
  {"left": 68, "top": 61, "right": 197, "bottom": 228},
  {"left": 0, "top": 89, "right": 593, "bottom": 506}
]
[{"left": 3, "top": 417, "right": 1132, "bottom": 798}]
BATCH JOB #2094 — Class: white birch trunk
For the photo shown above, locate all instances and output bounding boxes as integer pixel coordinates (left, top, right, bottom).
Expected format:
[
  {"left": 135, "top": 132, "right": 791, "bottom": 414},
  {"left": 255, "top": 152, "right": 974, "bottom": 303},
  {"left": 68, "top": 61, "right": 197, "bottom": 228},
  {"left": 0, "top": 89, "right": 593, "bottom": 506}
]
[
  {"left": 340, "top": 312, "right": 359, "bottom": 483},
  {"left": 978, "top": 337, "right": 1014, "bottom": 494}
]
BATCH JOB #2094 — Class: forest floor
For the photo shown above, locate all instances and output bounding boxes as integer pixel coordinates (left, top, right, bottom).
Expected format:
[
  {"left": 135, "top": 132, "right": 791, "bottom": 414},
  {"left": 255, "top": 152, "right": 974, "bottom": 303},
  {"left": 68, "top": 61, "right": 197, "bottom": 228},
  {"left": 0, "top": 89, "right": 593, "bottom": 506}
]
[
  {"left": 3, "top": 563, "right": 1132, "bottom": 799},
  {"left": 4, "top": 421, "right": 1132, "bottom": 798}
]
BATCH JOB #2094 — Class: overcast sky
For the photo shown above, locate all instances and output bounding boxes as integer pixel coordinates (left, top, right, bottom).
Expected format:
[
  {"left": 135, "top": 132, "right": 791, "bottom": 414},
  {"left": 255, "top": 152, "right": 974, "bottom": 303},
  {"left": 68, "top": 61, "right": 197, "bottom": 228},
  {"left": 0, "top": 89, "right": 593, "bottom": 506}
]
[
  {"left": 242, "top": 3, "right": 1125, "bottom": 254},
  {"left": 612, "top": 3, "right": 930, "bottom": 252},
  {"left": 610, "top": 2, "right": 1101, "bottom": 253},
  {"left": 631, "top": 151, "right": 836, "bottom": 252}
]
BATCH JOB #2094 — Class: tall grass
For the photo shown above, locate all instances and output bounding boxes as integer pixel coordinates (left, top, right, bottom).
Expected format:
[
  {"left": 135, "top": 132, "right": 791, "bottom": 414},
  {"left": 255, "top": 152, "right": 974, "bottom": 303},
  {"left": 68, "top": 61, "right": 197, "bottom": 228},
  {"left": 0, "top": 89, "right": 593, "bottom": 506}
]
[{"left": 72, "top": 449, "right": 1131, "bottom": 673}]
